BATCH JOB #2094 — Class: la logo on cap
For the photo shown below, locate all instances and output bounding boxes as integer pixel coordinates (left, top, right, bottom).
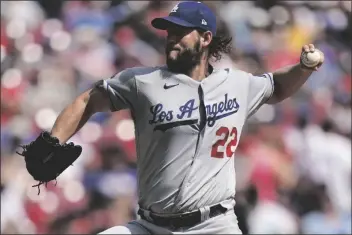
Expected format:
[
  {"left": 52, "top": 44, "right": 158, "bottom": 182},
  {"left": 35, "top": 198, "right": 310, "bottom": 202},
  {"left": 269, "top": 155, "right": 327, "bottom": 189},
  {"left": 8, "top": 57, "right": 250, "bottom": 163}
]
[
  {"left": 201, "top": 19, "right": 207, "bottom": 25},
  {"left": 171, "top": 4, "right": 178, "bottom": 13}
]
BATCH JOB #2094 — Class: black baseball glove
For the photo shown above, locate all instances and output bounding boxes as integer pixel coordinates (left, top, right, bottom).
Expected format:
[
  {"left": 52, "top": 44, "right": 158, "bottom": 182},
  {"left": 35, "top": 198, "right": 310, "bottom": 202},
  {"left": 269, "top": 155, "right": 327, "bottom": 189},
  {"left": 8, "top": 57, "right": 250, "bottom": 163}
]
[{"left": 16, "top": 131, "right": 82, "bottom": 194}]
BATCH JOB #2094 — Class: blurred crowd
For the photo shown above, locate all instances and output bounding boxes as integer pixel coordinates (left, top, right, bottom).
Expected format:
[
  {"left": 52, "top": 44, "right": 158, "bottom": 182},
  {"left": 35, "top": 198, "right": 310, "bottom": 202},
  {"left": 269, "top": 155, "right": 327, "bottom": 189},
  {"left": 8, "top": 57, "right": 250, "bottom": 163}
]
[{"left": 1, "top": 0, "right": 351, "bottom": 234}]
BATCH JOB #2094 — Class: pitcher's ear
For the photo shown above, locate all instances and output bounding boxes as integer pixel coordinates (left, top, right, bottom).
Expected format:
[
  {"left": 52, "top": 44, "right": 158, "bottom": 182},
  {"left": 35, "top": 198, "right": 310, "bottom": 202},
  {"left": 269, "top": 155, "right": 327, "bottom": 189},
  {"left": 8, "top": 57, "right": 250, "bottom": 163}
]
[{"left": 200, "top": 31, "right": 212, "bottom": 47}]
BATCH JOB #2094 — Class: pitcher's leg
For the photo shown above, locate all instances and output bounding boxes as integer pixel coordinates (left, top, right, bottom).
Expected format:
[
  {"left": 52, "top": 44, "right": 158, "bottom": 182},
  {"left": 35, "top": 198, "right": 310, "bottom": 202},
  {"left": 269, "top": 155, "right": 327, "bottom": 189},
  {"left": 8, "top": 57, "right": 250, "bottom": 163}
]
[
  {"left": 98, "top": 221, "right": 151, "bottom": 234},
  {"left": 181, "top": 208, "right": 242, "bottom": 234}
]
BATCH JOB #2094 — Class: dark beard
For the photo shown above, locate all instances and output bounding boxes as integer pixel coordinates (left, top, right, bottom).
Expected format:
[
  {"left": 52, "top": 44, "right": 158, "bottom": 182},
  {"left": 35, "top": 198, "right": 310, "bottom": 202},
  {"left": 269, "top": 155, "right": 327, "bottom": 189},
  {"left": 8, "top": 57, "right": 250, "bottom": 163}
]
[{"left": 166, "top": 40, "right": 203, "bottom": 74}]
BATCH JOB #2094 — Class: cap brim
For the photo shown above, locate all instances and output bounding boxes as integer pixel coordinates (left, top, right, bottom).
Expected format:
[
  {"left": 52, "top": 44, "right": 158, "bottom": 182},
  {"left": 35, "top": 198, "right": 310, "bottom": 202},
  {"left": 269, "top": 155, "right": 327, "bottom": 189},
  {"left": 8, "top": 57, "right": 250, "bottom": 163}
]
[{"left": 151, "top": 16, "right": 196, "bottom": 30}]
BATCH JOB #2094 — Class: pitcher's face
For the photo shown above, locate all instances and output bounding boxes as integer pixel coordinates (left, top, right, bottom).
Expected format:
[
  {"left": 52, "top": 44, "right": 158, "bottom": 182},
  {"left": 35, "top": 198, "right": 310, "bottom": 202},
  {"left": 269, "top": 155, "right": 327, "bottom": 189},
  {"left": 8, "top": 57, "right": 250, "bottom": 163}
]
[{"left": 165, "top": 25, "right": 204, "bottom": 73}]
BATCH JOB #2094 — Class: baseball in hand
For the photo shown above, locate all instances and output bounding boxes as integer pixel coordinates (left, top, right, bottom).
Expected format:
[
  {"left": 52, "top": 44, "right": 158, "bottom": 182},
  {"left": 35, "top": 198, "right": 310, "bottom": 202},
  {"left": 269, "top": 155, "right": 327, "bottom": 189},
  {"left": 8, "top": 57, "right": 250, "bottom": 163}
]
[{"left": 301, "top": 49, "right": 322, "bottom": 68}]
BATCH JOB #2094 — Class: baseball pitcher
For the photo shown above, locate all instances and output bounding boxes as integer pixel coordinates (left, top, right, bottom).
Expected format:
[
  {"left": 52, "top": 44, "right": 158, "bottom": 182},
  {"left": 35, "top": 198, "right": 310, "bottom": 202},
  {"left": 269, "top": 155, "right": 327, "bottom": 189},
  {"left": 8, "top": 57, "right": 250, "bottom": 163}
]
[{"left": 17, "top": 1, "right": 324, "bottom": 234}]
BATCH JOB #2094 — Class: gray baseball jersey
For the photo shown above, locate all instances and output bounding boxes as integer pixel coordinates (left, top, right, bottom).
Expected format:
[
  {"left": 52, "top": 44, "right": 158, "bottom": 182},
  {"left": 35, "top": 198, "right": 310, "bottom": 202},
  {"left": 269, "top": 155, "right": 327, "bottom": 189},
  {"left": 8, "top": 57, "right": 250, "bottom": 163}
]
[{"left": 99, "top": 65, "right": 274, "bottom": 215}]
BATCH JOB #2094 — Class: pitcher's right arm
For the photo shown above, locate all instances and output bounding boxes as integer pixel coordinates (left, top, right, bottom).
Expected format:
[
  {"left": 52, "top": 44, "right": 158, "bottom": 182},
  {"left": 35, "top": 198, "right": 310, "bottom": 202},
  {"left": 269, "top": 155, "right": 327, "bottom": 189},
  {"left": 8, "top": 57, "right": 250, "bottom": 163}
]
[
  {"left": 50, "top": 87, "right": 110, "bottom": 143},
  {"left": 50, "top": 69, "right": 137, "bottom": 143}
]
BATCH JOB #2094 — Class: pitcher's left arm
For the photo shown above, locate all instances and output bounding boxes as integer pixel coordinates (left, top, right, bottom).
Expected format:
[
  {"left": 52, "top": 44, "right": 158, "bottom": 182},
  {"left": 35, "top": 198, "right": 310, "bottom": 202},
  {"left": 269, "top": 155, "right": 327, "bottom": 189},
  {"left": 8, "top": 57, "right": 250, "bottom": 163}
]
[{"left": 266, "top": 44, "right": 324, "bottom": 104}]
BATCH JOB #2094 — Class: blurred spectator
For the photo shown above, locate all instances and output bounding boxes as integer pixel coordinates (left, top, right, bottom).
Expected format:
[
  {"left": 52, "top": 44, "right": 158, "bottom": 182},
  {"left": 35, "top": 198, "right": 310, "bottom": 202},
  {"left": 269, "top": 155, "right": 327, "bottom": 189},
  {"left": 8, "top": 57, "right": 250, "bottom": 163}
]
[{"left": 300, "top": 184, "right": 352, "bottom": 234}]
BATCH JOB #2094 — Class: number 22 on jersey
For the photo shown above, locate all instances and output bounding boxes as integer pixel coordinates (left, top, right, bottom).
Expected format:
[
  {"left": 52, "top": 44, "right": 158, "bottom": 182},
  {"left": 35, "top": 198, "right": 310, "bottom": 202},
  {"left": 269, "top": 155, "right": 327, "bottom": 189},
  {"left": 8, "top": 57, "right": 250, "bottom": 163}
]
[{"left": 211, "top": 127, "right": 238, "bottom": 158}]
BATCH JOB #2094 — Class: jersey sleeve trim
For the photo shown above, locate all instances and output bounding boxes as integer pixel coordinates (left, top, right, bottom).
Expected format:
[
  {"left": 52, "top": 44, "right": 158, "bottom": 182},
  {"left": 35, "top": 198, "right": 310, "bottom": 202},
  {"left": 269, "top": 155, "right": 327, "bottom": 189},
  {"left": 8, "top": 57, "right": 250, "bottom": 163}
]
[
  {"left": 262, "top": 72, "right": 275, "bottom": 102},
  {"left": 99, "top": 69, "right": 137, "bottom": 112},
  {"left": 102, "top": 80, "right": 128, "bottom": 111}
]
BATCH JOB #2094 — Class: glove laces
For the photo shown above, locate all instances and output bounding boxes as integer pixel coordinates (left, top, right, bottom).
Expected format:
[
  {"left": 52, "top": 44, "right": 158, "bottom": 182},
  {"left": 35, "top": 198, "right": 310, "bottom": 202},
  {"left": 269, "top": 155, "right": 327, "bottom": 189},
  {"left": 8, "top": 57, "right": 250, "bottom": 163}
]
[
  {"left": 32, "top": 179, "right": 58, "bottom": 195},
  {"left": 15, "top": 143, "right": 33, "bottom": 156}
]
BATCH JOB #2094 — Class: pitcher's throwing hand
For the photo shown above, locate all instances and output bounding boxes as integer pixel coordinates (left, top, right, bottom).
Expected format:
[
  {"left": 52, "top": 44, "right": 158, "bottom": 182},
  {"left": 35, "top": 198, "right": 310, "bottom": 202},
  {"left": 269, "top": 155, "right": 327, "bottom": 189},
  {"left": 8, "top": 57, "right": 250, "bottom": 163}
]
[{"left": 300, "top": 44, "right": 325, "bottom": 71}]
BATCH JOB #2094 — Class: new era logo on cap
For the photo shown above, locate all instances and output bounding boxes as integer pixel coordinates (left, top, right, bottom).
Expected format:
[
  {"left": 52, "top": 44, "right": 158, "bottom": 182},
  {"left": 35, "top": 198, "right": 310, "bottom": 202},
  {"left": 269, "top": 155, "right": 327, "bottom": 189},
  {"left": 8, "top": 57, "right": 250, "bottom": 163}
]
[
  {"left": 170, "top": 4, "right": 178, "bottom": 13},
  {"left": 151, "top": 1, "right": 217, "bottom": 36}
]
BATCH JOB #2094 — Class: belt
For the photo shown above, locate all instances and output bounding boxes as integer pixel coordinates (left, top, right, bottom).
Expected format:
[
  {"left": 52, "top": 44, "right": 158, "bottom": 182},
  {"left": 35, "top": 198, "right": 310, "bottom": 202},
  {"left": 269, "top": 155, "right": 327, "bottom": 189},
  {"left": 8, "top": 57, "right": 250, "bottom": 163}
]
[{"left": 138, "top": 204, "right": 228, "bottom": 230}]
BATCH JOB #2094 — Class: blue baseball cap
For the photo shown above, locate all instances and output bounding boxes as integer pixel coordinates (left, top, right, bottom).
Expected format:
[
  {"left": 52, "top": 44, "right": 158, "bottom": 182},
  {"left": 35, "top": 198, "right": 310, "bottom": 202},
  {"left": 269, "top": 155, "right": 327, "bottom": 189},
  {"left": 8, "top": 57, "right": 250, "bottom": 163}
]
[{"left": 151, "top": 1, "right": 217, "bottom": 36}]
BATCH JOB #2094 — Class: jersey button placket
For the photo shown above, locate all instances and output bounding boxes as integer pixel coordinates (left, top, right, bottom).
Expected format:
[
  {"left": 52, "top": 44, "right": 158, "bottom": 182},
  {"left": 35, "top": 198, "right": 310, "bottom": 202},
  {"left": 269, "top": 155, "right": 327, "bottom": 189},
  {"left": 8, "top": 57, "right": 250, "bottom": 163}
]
[{"left": 186, "top": 85, "right": 207, "bottom": 187}]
